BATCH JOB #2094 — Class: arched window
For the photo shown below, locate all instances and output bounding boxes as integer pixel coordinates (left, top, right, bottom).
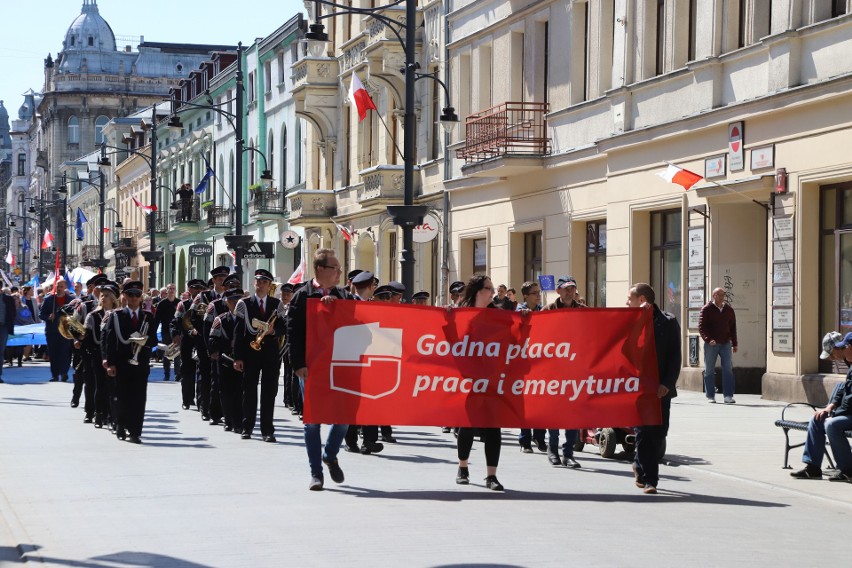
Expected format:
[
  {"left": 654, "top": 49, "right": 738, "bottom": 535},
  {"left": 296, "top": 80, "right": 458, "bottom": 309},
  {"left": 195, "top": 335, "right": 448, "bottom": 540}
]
[
  {"left": 249, "top": 138, "right": 256, "bottom": 183},
  {"left": 229, "top": 150, "right": 235, "bottom": 197},
  {"left": 94, "top": 116, "right": 109, "bottom": 144},
  {"left": 218, "top": 155, "right": 225, "bottom": 205},
  {"left": 68, "top": 116, "right": 80, "bottom": 144},
  {"left": 295, "top": 120, "right": 303, "bottom": 184},
  {"left": 267, "top": 130, "right": 275, "bottom": 183},
  {"left": 281, "top": 125, "right": 288, "bottom": 190}
]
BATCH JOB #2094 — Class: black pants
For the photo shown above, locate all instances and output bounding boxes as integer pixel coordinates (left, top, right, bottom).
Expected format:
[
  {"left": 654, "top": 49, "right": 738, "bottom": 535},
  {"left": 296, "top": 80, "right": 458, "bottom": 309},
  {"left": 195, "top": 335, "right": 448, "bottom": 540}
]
[
  {"left": 46, "top": 332, "right": 72, "bottom": 380},
  {"left": 345, "top": 425, "right": 379, "bottom": 448},
  {"left": 180, "top": 346, "right": 196, "bottom": 407},
  {"left": 196, "top": 351, "right": 212, "bottom": 415},
  {"left": 458, "top": 427, "right": 502, "bottom": 467},
  {"left": 115, "top": 365, "right": 149, "bottom": 438},
  {"left": 76, "top": 356, "right": 96, "bottom": 417},
  {"left": 219, "top": 362, "right": 243, "bottom": 431},
  {"left": 241, "top": 353, "right": 280, "bottom": 437},
  {"left": 161, "top": 331, "right": 175, "bottom": 379},
  {"left": 92, "top": 358, "right": 110, "bottom": 424},
  {"left": 634, "top": 396, "right": 672, "bottom": 487},
  {"left": 180, "top": 199, "right": 192, "bottom": 221},
  {"left": 208, "top": 357, "right": 222, "bottom": 422}
]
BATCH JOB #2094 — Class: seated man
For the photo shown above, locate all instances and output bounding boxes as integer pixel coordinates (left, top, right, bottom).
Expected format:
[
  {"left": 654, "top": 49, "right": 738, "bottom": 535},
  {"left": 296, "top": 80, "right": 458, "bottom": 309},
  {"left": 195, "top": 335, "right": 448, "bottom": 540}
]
[{"left": 791, "top": 331, "right": 852, "bottom": 482}]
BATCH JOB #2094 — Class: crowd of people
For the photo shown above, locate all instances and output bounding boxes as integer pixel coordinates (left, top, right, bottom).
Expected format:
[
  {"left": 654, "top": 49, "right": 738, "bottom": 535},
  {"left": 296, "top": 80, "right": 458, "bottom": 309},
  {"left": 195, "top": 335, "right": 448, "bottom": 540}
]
[{"left": 6, "top": 246, "right": 846, "bottom": 490}]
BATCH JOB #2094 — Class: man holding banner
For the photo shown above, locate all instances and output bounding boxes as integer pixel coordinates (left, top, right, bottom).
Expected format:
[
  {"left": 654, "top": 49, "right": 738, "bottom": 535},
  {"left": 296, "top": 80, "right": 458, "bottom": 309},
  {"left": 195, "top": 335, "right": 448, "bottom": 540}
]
[
  {"left": 286, "top": 248, "right": 352, "bottom": 491},
  {"left": 626, "top": 283, "right": 682, "bottom": 494}
]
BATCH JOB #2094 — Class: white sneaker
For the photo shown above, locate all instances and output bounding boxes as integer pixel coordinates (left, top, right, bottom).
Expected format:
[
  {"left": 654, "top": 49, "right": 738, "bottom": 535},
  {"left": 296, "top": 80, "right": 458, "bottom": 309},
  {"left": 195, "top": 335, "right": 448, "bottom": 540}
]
[{"left": 724, "top": 396, "right": 736, "bottom": 404}]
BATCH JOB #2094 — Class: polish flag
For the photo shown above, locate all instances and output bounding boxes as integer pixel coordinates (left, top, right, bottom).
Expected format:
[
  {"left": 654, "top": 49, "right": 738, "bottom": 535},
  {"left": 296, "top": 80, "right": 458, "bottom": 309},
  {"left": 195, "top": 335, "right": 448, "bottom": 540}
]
[
  {"left": 332, "top": 219, "right": 353, "bottom": 242},
  {"left": 657, "top": 164, "right": 703, "bottom": 190},
  {"left": 131, "top": 194, "right": 158, "bottom": 214},
  {"left": 5, "top": 251, "right": 14, "bottom": 267},
  {"left": 288, "top": 258, "right": 306, "bottom": 285},
  {"left": 348, "top": 73, "right": 377, "bottom": 122},
  {"left": 41, "top": 229, "right": 54, "bottom": 250}
]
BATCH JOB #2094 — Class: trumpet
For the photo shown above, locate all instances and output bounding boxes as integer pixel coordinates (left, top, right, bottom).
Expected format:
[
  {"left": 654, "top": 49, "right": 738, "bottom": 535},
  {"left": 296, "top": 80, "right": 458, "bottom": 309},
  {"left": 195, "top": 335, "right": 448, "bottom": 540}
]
[
  {"left": 156, "top": 342, "right": 181, "bottom": 361},
  {"left": 249, "top": 313, "right": 277, "bottom": 351},
  {"left": 128, "top": 321, "right": 149, "bottom": 366}
]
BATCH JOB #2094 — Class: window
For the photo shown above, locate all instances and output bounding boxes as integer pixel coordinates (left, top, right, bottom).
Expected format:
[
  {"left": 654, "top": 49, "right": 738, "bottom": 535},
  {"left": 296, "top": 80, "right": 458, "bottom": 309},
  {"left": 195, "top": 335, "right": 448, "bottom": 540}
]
[
  {"left": 264, "top": 61, "right": 272, "bottom": 93},
  {"left": 249, "top": 138, "right": 256, "bottom": 183},
  {"left": 388, "top": 231, "right": 398, "bottom": 281},
  {"left": 268, "top": 130, "right": 275, "bottom": 182},
  {"left": 17, "top": 153, "right": 26, "bottom": 176},
  {"left": 524, "top": 231, "right": 543, "bottom": 283},
  {"left": 651, "top": 209, "right": 682, "bottom": 317},
  {"left": 344, "top": 107, "right": 351, "bottom": 186},
  {"left": 688, "top": 0, "right": 697, "bottom": 61},
  {"left": 248, "top": 72, "right": 256, "bottom": 102},
  {"left": 281, "top": 125, "right": 288, "bottom": 190},
  {"left": 88, "top": 36, "right": 94, "bottom": 47},
  {"left": 94, "top": 116, "right": 109, "bottom": 144},
  {"left": 586, "top": 222, "right": 607, "bottom": 307},
  {"left": 67, "top": 116, "right": 80, "bottom": 144},
  {"left": 473, "top": 238, "right": 487, "bottom": 274},
  {"left": 429, "top": 78, "right": 440, "bottom": 161},
  {"left": 656, "top": 0, "right": 666, "bottom": 75},
  {"left": 819, "top": 183, "right": 852, "bottom": 372},
  {"left": 278, "top": 51, "right": 286, "bottom": 84},
  {"left": 833, "top": 0, "right": 847, "bottom": 17}
]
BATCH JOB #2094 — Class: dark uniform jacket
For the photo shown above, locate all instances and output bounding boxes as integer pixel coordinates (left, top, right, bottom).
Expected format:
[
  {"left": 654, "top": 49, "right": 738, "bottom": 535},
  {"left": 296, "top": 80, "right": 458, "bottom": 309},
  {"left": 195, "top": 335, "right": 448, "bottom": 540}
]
[
  {"left": 286, "top": 281, "right": 352, "bottom": 372},
  {"left": 82, "top": 308, "right": 107, "bottom": 360},
  {"left": 652, "top": 304, "right": 682, "bottom": 398},
  {"left": 102, "top": 307, "right": 159, "bottom": 369},
  {"left": 170, "top": 297, "right": 203, "bottom": 348},
  {"left": 209, "top": 310, "right": 237, "bottom": 360},
  {"left": 203, "top": 297, "right": 230, "bottom": 351},
  {"left": 233, "top": 294, "right": 286, "bottom": 361}
]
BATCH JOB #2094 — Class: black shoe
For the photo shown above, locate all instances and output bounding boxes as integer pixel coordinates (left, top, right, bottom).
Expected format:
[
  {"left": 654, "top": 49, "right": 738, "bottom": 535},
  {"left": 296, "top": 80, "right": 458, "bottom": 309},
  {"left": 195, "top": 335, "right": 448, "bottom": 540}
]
[
  {"left": 827, "top": 470, "right": 852, "bottom": 482},
  {"left": 548, "top": 453, "right": 562, "bottom": 466},
  {"left": 456, "top": 466, "right": 469, "bottom": 485},
  {"left": 116, "top": 429, "right": 127, "bottom": 441},
  {"left": 181, "top": 404, "right": 190, "bottom": 410},
  {"left": 441, "top": 427, "right": 451, "bottom": 433},
  {"left": 60, "top": 375, "right": 68, "bottom": 382},
  {"left": 535, "top": 439, "right": 548, "bottom": 453},
  {"left": 520, "top": 445, "right": 534, "bottom": 454},
  {"left": 127, "top": 436, "right": 142, "bottom": 444},
  {"left": 83, "top": 415, "right": 93, "bottom": 424},
  {"left": 360, "top": 441, "right": 384, "bottom": 455},
  {"left": 17, "top": 361, "right": 22, "bottom": 367},
  {"left": 241, "top": 432, "right": 251, "bottom": 440},
  {"left": 49, "top": 377, "right": 58, "bottom": 382},
  {"left": 562, "top": 456, "right": 581, "bottom": 469},
  {"left": 322, "top": 457, "right": 345, "bottom": 484},
  {"left": 210, "top": 419, "right": 221, "bottom": 426},
  {"left": 309, "top": 476, "right": 324, "bottom": 491},
  {"left": 70, "top": 400, "right": 79, "bottom": 408},
  {"left": 224, "top": 425, "right": 233, "bottom": 432},
  {"left": 344, "top": 444, "right": 360, "bottom": 453},
  {"left": 201, "top": 414, "right": 209, "bottom": 421},
  {"left": 381, "top": 434, "right": 397, "bottom": 443},
  {"left": 484, "top": 475, "right": 504, "bottom": 491},
  {"left": 263, "top": 435, "right": 277, "bottom": 443},
  {"left": 790, "top": 465, "right": 823, "bottom": 479}
]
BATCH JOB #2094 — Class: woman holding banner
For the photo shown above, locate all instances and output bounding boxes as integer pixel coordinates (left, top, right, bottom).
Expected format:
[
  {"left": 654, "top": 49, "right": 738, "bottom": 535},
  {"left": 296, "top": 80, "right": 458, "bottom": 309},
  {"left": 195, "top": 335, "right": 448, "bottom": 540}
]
[{"left": 455, "top": 275, "right": 505, "bottom": 491}]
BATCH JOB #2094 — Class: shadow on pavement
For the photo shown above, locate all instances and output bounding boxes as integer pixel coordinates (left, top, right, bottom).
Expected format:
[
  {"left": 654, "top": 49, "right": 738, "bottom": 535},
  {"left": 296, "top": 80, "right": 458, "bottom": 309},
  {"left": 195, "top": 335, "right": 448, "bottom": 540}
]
[
  {"left": 335, "top": 486, "right": 790, "bottom": 507},
  {"left": 665, "top": 454, "right": 712, "bottom": 466},
  {"left": 12, "top": 546, "right": 216, "bottom": 567}
]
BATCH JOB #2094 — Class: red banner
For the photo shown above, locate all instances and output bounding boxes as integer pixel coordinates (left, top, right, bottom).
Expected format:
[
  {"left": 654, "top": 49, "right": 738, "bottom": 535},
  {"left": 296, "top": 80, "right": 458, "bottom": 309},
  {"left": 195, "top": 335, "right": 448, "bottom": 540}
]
[{"left": 304, "top": 300, "right": 661, "bottom": 429}]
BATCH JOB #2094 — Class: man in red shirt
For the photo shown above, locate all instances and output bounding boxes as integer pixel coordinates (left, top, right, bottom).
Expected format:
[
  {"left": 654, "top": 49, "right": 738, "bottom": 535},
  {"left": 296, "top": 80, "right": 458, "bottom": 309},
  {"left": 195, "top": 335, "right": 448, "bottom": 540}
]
[{"left": 698, "top": 287, "right": 738, "bottom": 404}]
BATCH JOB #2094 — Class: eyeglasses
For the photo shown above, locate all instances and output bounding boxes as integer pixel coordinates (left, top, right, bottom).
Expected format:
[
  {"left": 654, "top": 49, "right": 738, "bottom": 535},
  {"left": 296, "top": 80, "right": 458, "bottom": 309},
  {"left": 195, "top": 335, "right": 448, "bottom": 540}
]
[
  {"left": 481, "top": 286, "right": 494, "bottom": 292},
  {"left": 320, "top": 264, "right": 342, "bottom": 271}
]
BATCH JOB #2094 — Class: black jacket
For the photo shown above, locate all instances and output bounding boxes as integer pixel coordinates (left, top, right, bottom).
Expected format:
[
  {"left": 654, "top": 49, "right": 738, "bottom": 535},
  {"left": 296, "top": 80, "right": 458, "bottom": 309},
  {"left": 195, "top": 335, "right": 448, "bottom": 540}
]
[
  {"left": 653, "top": 304, "right": 682, "bottom": 398},
  {"left": 1, "top": 294, "right": 16, "bottom": 334},
  {"left": 233, "top": 295, "right": 286, "bottom": 361},
  {"left": 102, "top": 307, "right": 159, "bottom": 369},
  {"left": 285, "top": 281, "right": 352, "bottom": 371}
]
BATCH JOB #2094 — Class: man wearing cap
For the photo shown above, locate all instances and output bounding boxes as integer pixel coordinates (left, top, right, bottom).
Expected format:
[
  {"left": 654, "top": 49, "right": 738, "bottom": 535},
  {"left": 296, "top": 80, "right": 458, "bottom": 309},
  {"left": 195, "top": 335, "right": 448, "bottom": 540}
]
[
  {"left": 192, "top": 267, "right": 230, "bottom": 421},
  {"left": 202, "top": 273, "right": 241, "bottom": 426},
  {"left": 411, "top": 291, "right": 430, "bottom": 306},
  {"left": 698, "top": 287, "right": 739, "bottom": 404},
  {"left": 233, "top": 269, "right": 286, "bottom": 443},
  {"left": 154, "top": 284, "right": 180, "bottom": 381},
  {"left": 448, "top": 281, "right": 465, "bottom": 307},
  {"left": 39, "top": 279, "right": 75, "bottom": 383},
  {"left": 790, "top": 332, "right": 852, "bottom": 481},
  {"left": 84, "top": 281, "right": 119, "bottom": 428},
  {"left": 279, "top": 283, "right": 302, "bottom": 414},
  {"left": 343, "top": 271, "right": 385, "bottom": 455},
  {"left": 72, "top": 274, "right": 109, "bottom": 418},
  {"left": 387, "top": 281, "right": 405, "bottom": 304},
  {"left": 170, "top": 279, "right": 206, "bottom": 410},
  {"left": 102, "top": 281, "right": 159, "bottom": 444},
  {"left": 209, "top": 288, "right": 245, "bottom": 433},
  {"left": 286, "top": 248, "right": 352, "bottom": 490}
]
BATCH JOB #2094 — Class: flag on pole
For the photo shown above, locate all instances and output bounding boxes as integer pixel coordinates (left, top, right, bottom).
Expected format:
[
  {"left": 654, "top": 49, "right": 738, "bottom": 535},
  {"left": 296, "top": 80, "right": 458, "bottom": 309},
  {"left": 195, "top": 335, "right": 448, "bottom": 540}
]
[
  {"left": 75, "top": 208, "right": 88, "bottom": 241},
  {"left": 288, "top": 258, "right": 306, "bottom": 285},
  {"left": 5, "top": 251, "right": 15, "bottom": 267},
  {"left": 104, "top": 227, "right": 110, "bottom": 233},
  {"left": 41, "top": 229, "right": 54, "bottom": 250},
  {"left": 348, "top": 73, "right": 377, "bottom": 122},
  {"left": 22, "top": 239, "right": 30, "bottom": 253},
  {"left": 657, "top": 164, "right": 703, "bottom": 190},
  {"left": 195, "top": 157, "right": 215, "bottom": 194},
  {"left": 131, "top": 194, "right": 158, "bottom": 214},
  {"left": 331, "top": 218, "right": 352, "bottom": 242},
  {"left": 52, "top": 251, "right": 61, "bottom": 294}
]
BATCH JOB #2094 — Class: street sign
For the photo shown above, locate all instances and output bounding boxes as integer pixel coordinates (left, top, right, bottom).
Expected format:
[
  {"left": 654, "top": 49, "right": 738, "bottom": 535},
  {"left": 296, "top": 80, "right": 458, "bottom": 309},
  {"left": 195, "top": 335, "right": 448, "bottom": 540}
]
[
  {"left": 189, "top": 244, "right": 214, "bottom": 257},
  {"left": 413, "top": 213, "right": 440, "bottom": 243},
  {"left": 242, "top": 242, "right": 275, "bottom": 259}
]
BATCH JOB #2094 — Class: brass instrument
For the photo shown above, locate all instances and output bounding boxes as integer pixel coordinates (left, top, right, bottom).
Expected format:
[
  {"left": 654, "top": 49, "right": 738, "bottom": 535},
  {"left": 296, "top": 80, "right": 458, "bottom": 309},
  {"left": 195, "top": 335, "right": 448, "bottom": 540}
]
[
  {"left": 128, "top": 321, "right": 150, "bottom": 366},
  {"left": 58, "top": 305, "right": 87, "bottom": 340},
  {"left": 181, "top": 304, "right": 194, "bottom": 331},
  {"left": 156, "top": 342, "right": 181, "bottom": 361},
  {"left": 249, "top": 313, "right": 277, "bottom": 351},
  {"left": 195, "top": 302, "right": 208, "bottom": 317}
]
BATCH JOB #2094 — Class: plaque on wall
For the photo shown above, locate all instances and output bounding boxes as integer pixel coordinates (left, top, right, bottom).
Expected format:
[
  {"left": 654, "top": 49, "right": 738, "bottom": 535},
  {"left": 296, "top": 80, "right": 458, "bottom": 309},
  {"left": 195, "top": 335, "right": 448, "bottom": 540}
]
[
  {"left": 688, "top": 310, "right": 701, "bottom": 330},
  {"left": 773, "top": 239, "right": 795, "bottom": 262},
  {"left": 772, "top": 285, "right": 794, "bottom": 307},
  {"left": 773, "top": 263, "right": 794, "bottom": 285},
  {"left": 773, "top": 308, "right": 794, "bottom": 330},
  {"left": 704, "top": 155, "right": 726, "bottom": 179},
  {"left": 773, "top": 331, "right": 794, "bottom": 353},
  {"left": 772, "top": 216, "right": 794, "bottom": 240},
  {"left": 751, "top": 145, "right": 775, "bottom": 170},
  {"left": 687, "top": 227, "right": 705, "bottom": 268},
  {"left": 728, "top": 122, "right": 745, "bottom": 172},
  {"left": 688, "top": 289, "right": 705, "bottom": 308},
  {"left": 688, "top": 268, "right": 704, "bottom": 289}
]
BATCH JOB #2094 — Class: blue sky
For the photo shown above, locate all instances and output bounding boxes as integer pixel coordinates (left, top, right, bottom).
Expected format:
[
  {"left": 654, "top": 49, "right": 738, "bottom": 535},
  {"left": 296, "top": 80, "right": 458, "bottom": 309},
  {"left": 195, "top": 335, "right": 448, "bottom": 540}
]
[{"left": 0, "top": 0, "right": 306, "bottom": 111}]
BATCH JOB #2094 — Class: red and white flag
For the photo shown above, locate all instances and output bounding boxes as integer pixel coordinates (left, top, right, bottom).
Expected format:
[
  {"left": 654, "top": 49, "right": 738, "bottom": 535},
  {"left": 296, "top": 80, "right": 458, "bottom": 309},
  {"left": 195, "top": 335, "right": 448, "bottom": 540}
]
[
  {"left": 131, "top": 194, "right": 158, "bottom": 214},
  {"left": 657, "top": 164, "right": 703, "bottom": 190},
  {"left": 288, "top": 258, "right": 306, "bottom": 285},
  {"left": 331, "top": 219, "right": 353, "bottom": 242},
  {"left": 4, "top": 251, "right": 14, "bottom": 267},
  {"left": 41, "top": 229, "right": 54, "bottom": 250},
  {"left": 348, "top": 73, "right": 377, "bottom": 122}
]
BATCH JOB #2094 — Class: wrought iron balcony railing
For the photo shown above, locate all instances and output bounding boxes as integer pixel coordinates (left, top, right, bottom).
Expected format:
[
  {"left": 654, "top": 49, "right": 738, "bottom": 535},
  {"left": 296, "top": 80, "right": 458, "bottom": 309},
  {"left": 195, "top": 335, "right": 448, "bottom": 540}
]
[
  {"left": 456, "top": 101, "right": 551, "bottom": 164},
  {"left": 248, "top": 190, "right": 287, "bottom": 218},
  {"left": 205, "top": 206, "right": 233, "bottom": 229}
]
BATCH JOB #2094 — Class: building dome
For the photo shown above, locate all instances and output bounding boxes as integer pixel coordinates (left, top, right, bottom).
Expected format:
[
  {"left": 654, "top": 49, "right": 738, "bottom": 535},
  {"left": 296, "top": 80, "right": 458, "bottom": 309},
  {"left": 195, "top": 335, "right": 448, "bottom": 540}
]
[
  {"left": 63, "top": 0, "right": 116, "bottom": 53},
  {"left": 0, "top": 100, "right": 8, "bottom": 121}
]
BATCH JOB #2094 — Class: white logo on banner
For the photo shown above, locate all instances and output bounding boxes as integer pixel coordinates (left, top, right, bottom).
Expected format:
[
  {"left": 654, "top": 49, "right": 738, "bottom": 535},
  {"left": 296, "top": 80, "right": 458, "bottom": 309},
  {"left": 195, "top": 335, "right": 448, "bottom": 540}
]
[{"left": 330, "top": 323, "right": 403, "bottom": 399}]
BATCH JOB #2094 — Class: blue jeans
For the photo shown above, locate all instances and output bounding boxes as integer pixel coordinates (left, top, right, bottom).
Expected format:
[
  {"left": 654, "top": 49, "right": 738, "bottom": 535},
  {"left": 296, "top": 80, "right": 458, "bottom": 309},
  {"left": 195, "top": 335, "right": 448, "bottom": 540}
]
[
  {"left": 300, "top": 378, "right": 348, "bottom": 478},
  {"left": 703, "top": 341, "right": 735, "bottom": 399},
  {"left": 803, "top": 414, "right": 852, "bottom": 472},
  {"left": 547, "top": 429, "right": 579, "bottom": 458}
]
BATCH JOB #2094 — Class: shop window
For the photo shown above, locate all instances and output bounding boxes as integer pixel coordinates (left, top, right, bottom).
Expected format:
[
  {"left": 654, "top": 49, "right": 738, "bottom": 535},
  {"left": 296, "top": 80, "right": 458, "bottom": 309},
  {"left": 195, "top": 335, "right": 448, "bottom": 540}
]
[
  {"left": 524, "top": 231, "right": 542, "bottom": 283},
  {"left": 473, "top": 238, "right": 487, "bottom": 275},
  {"left": 586, "top": 221, "right": 607, "bottom": 307},
  {"left": 820, "top": 183, "right": 852, "bottom": 372},
  {"left": 651, "top": 209, "right": 682, "bottom": 317}
]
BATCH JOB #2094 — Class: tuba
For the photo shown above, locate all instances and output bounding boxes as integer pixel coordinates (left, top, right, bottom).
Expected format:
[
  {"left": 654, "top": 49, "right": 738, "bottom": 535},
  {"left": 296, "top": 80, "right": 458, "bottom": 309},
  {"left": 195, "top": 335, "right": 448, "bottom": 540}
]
[{"left": 58, "top": 306, "right": 87, "bottom": 340}]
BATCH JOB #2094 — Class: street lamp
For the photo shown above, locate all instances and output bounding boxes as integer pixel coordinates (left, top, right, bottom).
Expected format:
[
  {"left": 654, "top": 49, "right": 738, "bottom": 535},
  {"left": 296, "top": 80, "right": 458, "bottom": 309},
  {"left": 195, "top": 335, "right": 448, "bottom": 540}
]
[
  {"left": 61, "top": 171, "right": 109, "bottom": 270},
  {"left": 24, "top": 184, "right": 69, "bottom": 278},
  {"left": 304, "top": 0, "right": 459, "bottom": 298}
]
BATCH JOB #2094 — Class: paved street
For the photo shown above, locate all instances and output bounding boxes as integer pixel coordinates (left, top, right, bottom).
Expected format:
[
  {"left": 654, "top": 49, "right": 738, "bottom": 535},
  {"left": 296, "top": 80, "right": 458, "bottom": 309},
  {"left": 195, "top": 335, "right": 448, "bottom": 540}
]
[{"left": 1, "top": 361, "right": 850, "bottom": 567}]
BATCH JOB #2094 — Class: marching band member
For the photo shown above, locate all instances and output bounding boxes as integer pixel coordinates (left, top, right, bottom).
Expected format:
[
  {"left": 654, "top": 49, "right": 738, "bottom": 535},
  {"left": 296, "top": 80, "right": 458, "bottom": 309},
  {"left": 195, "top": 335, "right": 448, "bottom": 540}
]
[
  {"left": 153, "top": 284, "right": 180, "bottom": 381},
  {"left": 102, "top": 281, "right": 158, "bottom": 444},
  {"left": 170, "top": 279, "right": 206, "bottom": 410},
  {"left": 83, "top": 281, "right": 119, "bottom": 429},
  {"left": 74, "top": 274, "right": 108, "bottom": 422},
  {"left": 39, "top": 279, "right": 75, "bottom": 384},
  {"left": 233, "top": 269, "right": 286, "bottom": 443},
  {"left": 209, "top": 287, "right": 245, "bottom": 434},
  {"left": 370, "top": 282, "right": 398, "bottom": 445},
  {"left": 192, "top": 270, "right": 226, "bottom": 421},
  {"left": 279, "top": 283, "right": 300, "bottom": 414},
  {"left": 411, "top": 291, "right": 430, "bottom": 305},
  {"left": 202, "top": 272, "right": 241, "bottom": 427}
]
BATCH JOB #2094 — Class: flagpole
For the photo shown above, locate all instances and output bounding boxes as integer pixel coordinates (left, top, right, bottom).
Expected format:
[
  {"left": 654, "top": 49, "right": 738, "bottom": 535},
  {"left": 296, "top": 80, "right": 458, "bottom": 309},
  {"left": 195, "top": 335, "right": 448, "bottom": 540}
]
[
  {"left": 664, "top": 160, "right": 770, "bottom": 210},
  {"left": 375, "top": 113, "right": 404, "bottom": 163}
]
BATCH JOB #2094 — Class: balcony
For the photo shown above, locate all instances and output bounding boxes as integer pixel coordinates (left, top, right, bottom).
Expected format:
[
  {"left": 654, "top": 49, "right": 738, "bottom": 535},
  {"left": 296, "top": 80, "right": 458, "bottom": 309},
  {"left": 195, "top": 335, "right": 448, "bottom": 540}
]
[
  {"left": 291, "top": 55, "right": 340, "bottom": 144},
  {"left": 286, "top": 188, "right": 336, "bottom": 225},
  {"left": 81, "top": 245, "right": 101, "bottom": 265},
  {"left": 147, "top": 212, "right": 169, "bottom": 234},
  {"left": 205, "top": 205, "right": 233, "bottom": 230},
  {"left": 167, "top": 200, "right": 201, "bottom": 239},
  {"left": 456, "top": 102, "right": 551, "bottom": 176},
  {"left": 356, "top": 165, "right": 419, "bottom": 212},
  {"left": 248, "top": 189, "right": 288, "bottom": 220},
  {"left": 112, "top": 229, "right": 138, "bottom": 252}
]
